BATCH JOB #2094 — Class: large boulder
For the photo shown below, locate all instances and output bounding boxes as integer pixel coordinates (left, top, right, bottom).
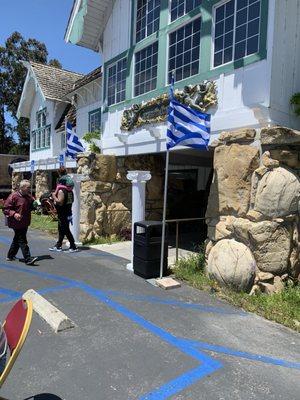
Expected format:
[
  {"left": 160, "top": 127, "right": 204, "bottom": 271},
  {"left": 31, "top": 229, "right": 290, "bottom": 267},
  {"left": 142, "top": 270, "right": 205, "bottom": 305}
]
[
  {"left": 207, "top": 239, "right": 256, "bottom": 291},
  {"left": 231, "top": 218, "right": 292, "bottom": 275},
  {"left": 261, "top": 126, "right": 300, "bottom": 145},
  {"left": 206, "top": 144, "right": 260, "bottom": 218},
  {"left": 251, "top": 167, "right": 300, "bottom": 219},
  {"left": 219, "top": 128, "right": 256, "bottom": 144}
]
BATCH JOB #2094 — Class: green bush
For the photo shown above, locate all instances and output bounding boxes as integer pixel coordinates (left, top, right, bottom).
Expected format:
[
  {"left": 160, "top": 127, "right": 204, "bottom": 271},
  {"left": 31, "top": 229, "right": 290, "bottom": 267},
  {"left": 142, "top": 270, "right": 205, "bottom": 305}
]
[{"left": 290, "top": 92, "right": 300, "bottom": 116}]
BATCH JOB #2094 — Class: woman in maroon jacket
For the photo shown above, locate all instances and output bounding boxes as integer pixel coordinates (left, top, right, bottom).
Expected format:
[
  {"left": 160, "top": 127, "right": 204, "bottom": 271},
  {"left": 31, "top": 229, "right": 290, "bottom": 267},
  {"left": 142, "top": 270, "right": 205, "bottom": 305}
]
[{"left": 3, "top": 180, "right": 37, "bottom": 265}]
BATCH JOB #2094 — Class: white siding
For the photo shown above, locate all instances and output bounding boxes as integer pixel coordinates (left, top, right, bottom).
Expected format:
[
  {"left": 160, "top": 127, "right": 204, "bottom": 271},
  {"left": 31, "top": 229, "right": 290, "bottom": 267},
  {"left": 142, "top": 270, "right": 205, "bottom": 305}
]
[
  {"left": 102, "top": 0, "right": 131, "bottom": 61},
  {"left": 75, "top": 80, "right": 102, "bottom": 140},
  {"left": 269, "top": 0, "right": 300, "bottom": 129},
  {"left": 101, "top": 59, "right": 271, "bottom": 156}
]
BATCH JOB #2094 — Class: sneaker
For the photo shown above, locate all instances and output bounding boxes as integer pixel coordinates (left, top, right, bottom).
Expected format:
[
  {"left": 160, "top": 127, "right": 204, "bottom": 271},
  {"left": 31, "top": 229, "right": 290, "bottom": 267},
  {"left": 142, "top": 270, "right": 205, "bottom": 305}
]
[
  {"left": 49, "top": 246, "right": 63, "bottom": 252},
  {"left": 6, "top": 256, "right": 16, "bottom": 261},
  {"left": 69, "top": 248, "right": 79, "bottom": 253},
  {"left": 25, "top": 257, "right": 38, "bottom": 265}
]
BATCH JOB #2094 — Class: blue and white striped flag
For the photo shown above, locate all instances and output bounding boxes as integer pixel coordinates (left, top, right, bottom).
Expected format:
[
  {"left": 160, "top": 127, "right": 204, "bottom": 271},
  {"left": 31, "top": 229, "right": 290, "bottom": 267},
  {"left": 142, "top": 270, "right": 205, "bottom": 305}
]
[
  {"left": 65, "top": 122, "right": 85, "bottom": 159},
  {"left": 167, "top": 79, "right": 211, "bottom": 150}
]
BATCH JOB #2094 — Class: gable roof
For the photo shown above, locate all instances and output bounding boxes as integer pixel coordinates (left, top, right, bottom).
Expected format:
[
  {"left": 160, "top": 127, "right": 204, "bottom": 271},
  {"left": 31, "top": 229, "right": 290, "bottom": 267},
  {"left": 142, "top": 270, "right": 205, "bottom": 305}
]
[
  {"left": 30, "top": 62, "right": 84, "bottom": 101},
  {"left": 73, "top": 66, "right": 102, "bottom": 91},
  {"left": 55, "top": 104, "right": 77, "bottom": 131}
]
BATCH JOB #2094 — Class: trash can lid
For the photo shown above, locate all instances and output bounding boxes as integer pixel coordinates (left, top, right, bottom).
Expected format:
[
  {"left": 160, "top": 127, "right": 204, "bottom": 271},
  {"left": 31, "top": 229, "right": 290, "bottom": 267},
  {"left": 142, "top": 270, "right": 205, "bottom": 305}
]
[{"left": 134, "top": 220, "right": 163, "bottom": 228}]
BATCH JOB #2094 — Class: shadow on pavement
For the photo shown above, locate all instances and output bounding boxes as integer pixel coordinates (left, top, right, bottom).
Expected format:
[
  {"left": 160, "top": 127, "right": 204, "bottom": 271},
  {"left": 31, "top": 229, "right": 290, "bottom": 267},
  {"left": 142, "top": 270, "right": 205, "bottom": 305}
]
[{"left": 23, "top": 394, "right": 63, "bottom": 400}]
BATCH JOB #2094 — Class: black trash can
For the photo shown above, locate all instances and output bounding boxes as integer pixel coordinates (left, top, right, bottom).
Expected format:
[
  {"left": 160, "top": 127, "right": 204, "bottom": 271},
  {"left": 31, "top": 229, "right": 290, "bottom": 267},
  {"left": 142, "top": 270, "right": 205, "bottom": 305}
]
[{"left": 133, "top": 221, "right": 168, "bottom": 279}]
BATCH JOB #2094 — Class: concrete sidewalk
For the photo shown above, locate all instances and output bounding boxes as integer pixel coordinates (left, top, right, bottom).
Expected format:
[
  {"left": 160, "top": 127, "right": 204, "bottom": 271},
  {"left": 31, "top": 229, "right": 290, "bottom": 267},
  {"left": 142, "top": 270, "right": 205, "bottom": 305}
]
[
  {"left": 89, "top": 240, "right": 196, "bottom": 266},
  {"left": 0, "top": 222, "right": 299, "bottom": 400}
]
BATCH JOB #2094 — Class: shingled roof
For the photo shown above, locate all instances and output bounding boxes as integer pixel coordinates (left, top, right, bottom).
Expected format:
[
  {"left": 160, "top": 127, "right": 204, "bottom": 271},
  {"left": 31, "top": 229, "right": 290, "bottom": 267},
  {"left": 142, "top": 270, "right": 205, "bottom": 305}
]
[
  {"left": 72, "top": 66, "right": 102, "bottom": 91},
  {"left": 30, "top": 62, "right": 84, "bottom": 101}
]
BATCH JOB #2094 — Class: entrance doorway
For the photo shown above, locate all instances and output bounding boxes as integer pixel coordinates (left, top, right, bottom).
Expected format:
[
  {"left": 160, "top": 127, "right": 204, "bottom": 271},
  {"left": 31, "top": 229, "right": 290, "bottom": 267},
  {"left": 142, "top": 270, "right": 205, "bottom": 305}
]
[{"left": 166, "top": 149, "right": 213, "bottom": 251}]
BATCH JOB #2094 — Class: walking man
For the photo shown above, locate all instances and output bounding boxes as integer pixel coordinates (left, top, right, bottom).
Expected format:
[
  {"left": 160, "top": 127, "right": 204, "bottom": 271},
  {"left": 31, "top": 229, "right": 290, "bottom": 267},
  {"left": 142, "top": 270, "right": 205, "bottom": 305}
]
[
  {"left": 3, "top": 180, "right": 38, "bottom": 265},
  {"left": 49, "top": 176, "right": 78, "bottom": 252}
]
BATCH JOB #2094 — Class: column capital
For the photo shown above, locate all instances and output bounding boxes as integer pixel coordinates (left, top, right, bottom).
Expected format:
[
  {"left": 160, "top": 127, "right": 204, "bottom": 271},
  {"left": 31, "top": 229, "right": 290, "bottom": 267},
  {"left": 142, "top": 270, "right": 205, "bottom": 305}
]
[{"left": 126, "top": 170, "right": 151, "bottom": 183}]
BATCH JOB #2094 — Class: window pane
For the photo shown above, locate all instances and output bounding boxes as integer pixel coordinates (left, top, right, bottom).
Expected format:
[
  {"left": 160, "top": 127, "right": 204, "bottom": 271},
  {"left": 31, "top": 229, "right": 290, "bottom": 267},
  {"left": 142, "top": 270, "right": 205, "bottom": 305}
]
[
  {"left": 107, "top": 57, "right": 127, "bottom": 106},
  {"left": 134, "top": 42, "right": 158, "bottom": 96},
  {"left": 214, "top": 0, "right": 261, "bottom": 67},
  {"left": 168, "top": 18, "right": 201, "bottom": 82},
  {"left": 170, "top": 0, "right": 202, "bottom": 22},
  {"left": 136, "top": 0, "right": 161, "bottom": 42}
]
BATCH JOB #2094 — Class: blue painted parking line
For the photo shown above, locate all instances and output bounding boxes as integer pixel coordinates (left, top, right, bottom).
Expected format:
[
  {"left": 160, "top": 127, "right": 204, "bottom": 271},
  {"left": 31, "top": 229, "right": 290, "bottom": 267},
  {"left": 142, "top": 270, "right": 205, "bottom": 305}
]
[
  {"left": 103, "top": 289, "right": 245, "bottom": 315},
  {"left": 187, "top": 340, "right": 300, "bottom": 370},
  {"left": 0, "top": 262, "right": 299, "bottom": 399}
]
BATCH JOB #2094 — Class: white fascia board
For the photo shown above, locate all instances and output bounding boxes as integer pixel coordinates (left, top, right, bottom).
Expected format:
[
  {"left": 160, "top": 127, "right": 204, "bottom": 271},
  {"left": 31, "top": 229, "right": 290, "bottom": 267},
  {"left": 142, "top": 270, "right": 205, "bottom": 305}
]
[{"left": 65, "top": 0, "right": 82, "bottom": 43}]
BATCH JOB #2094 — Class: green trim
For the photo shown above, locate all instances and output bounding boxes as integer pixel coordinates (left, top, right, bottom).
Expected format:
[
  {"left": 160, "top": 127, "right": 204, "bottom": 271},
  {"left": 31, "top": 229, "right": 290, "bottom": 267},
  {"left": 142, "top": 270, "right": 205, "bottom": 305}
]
[{"left": 103, "top": 0, "right": 269, "bottom": 112}]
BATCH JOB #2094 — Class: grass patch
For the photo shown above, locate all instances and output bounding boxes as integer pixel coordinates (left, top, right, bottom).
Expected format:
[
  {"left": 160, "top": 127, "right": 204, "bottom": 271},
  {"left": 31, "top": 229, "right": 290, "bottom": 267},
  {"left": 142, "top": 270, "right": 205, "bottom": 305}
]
[
  {"left": 173, "top": 250, "right": 300, "bottom": 332},
  {"left": 83, "top": 235, "right": 123, "bottom": 246},
  {"left": 30, "top": 213, "right": 58, "bottom": 235}
]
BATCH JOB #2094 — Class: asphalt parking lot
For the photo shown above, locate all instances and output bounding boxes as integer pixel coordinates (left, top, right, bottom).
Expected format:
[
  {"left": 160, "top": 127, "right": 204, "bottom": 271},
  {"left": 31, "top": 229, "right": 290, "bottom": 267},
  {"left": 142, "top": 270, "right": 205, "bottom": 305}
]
[{"left": 0, "top": 222, "right": 299, "bottom": 400}]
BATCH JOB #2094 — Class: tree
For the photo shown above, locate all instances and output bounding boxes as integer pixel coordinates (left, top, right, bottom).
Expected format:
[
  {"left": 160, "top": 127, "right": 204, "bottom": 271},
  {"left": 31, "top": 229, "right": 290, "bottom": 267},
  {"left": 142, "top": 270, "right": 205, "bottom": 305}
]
[{"left": 0, "top": 32, "right": 62, "bottom": 154}]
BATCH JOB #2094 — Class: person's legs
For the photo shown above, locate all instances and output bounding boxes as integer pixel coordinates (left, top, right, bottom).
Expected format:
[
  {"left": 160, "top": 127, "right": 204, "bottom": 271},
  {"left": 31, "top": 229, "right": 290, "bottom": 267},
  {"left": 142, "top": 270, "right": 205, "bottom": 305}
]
[
  {"left": 18, "top": 228, "right": 31, "bottom": 263},
  {"left": 62, "top": 217, "right": 76, "bottom": 250},
  {"left": 7, "top": 229, "right": 20, "bottom": 259},
  {"left": 55, "top": 217, "right": 65, "bottom": 249}
]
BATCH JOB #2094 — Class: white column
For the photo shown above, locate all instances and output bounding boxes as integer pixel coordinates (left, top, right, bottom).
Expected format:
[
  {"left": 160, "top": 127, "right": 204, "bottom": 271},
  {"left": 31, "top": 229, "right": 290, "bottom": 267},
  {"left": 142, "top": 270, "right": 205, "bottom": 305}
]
[
  {"left": 68, "top": 174, "right": 86, "bottom": 245},
  {"left": 126, "top": 170, "right": 151, "bottom": 271}
]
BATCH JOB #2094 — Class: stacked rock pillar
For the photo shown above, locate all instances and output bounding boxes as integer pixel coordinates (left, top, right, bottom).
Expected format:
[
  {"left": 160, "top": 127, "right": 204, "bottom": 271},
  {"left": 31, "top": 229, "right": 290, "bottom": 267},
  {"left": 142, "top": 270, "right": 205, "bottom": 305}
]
[
  {"left": 76, "top": 153, "right": 164, "bottom": 243},
  {"left": 205, "top": 126, "right": 300, "bottom": 294},
  {"left": 35, "top": 170, "right": 50, "bottom": 200},
  {"left": 12, "top": 171, "right": 23, "bottom": 191}
]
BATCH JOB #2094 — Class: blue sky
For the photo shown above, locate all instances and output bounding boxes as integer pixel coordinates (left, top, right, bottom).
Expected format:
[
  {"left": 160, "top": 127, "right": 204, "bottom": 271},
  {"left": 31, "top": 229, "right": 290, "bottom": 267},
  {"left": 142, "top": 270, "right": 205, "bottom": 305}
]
[{"left": 0, "top": 0, "right": 101, "bottom": 74}]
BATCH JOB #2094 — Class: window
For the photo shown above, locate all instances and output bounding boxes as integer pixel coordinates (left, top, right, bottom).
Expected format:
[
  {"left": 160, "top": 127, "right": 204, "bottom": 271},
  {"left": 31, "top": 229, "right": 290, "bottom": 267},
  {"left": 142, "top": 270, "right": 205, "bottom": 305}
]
[
  {"left": 61, "top": 131, "right": 66, "bottom": 150},
  {"left": 89, "top": 109, "right": 101, "bottom": 132},
  {"left": 31, "top": 131, "right": 36, "bottom": 151},
  {"left": 45, "top": 126, "right": 51, "bottom": 148},
  {"left": 168, "top": 17, "right": 201, "bottom": 83},
  {"left": 170, "top": 0, "right": 202, "bottom": 22},
  {"left": 34, "top": 108, "right": 50, "bottom": 150},
  {"left": 107, "top": 58, "right": 127, "bottom": 106},
  {"left": 134, "top": 41, "right": 158, "bottom": 96},
  {"left": 136, "top": 0, "right": 161, "bottom": 43},
  {"left": 213, "top": 0, "right": 261, "bottom": 67}
]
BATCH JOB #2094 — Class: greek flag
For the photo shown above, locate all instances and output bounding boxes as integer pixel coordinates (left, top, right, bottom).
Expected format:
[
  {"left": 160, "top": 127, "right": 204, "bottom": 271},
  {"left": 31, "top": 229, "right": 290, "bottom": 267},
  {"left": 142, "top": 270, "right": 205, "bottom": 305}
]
[
  {"left": 167, "top": 80, "right": 211, "bottom": 150},
  {"left": 65, "top": 122, "right": 85, "bottom": 158}
]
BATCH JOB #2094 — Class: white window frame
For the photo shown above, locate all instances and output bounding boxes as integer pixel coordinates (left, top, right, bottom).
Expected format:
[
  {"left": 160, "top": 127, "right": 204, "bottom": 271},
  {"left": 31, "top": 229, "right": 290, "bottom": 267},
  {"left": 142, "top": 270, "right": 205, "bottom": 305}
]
[
  {"left": 133, "top": 40, "right": 159, "bottom": 98},
  {"left": 211, "top": 0, "right": 261, "bottom": 69},
  {"left": 89, "top": 109, "right": 101, "bottom": 132},
  {"left": 107, "top": 57, "right": 127, "bottom": 106},
  {"left": 166, "top": 13, "right": 202, "bottom": 85},
  {"left": 168, "top": 0, "right": 202, "bottom": 23},
  {"left": 134, "top": 0, "right": 161, "bottom": 44}
]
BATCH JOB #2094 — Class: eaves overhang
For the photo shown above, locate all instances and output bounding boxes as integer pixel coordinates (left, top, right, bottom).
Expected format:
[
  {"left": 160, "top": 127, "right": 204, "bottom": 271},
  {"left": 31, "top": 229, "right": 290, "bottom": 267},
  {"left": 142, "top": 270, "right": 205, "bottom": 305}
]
[{"left": 65, "top": 0, "right": 114, "bottom": 52}]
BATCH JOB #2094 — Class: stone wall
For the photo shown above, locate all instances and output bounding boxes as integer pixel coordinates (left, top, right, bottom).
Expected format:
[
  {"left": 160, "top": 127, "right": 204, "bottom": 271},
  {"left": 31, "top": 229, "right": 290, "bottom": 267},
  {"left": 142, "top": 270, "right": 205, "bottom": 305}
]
[
  {"left": 206, "top": 127, "right": 300, "bottom": 294},
  {"left": 77, "top": 153, "right": 164, "bottom": 242},
  {"left": 12, "top": 172, "right": 23, "bottom": 191},
  {"left": 35, "top": 170, "right": 51, "bottom": 200}
]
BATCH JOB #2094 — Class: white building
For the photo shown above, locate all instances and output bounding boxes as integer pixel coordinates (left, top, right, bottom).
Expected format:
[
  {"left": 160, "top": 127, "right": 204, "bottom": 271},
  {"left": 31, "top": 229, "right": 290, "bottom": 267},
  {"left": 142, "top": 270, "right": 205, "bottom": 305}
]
[
  {"left": 15, "top": 62, "right": 102, "bottom": 173},
  {"left": 65, "top": 0, "right": 300, "bottom": 157}
]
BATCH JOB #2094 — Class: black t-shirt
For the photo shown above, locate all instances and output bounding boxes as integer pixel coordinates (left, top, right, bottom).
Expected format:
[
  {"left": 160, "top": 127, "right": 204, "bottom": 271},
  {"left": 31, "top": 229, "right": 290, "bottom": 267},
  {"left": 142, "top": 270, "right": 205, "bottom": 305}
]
[{"left": 55, "top": 188, "right": 74, "bottom": 217}]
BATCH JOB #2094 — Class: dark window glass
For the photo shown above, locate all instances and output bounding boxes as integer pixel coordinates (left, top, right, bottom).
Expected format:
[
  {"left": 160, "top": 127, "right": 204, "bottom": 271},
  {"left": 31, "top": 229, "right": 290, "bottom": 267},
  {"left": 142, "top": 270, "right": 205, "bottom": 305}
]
[
  {"left": 170, "top": 0, "right": 202, "bottom": 22},
  {"left": 168, "top": 17, "right": 201, "bottom": 82},
  {"left": 136, "top": 0, "right": 161, "bottom": 43},
  {"left": 134, "top": 42, "right": 158, "bottom": 96},
  {"left": 213, "top": 0, "right": 261, "bottom": 67},
  {"left": 107, "top": 57, "right": 127, "bottom": 106}
]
